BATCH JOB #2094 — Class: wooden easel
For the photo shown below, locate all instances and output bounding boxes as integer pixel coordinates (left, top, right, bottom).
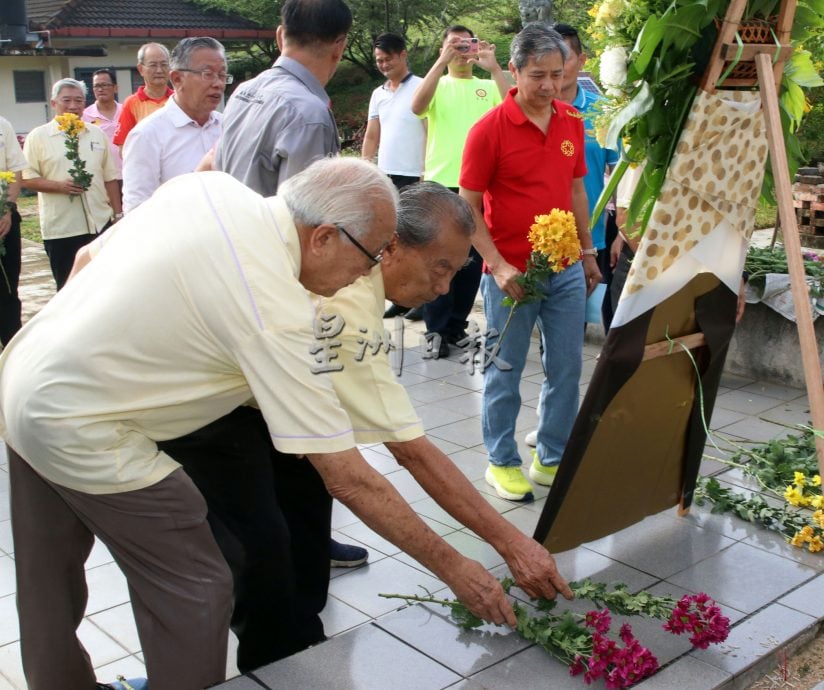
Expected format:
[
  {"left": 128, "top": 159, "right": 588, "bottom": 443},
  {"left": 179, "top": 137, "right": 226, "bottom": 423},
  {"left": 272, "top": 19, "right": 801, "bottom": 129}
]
[{"left": 700, "top": 0, "right": 824, "bottom": 478}]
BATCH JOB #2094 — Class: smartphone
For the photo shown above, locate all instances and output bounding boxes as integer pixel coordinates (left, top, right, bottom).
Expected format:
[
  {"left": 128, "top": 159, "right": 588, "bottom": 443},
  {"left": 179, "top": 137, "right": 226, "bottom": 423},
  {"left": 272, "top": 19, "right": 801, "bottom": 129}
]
[{"left": 457, "top": 37, "right": 480, "bottom": 54}]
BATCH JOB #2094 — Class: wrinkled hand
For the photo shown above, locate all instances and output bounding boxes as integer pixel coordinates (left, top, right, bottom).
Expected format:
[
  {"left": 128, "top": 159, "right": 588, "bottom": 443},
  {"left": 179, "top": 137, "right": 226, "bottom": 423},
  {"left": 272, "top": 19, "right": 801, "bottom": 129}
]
[
  {"left": 583, "top": 256, "right": 602, "bottom": 296},
  {"left": 473, "top": 41, "right": 498, "bottom": 72},
  {"left": 503, "top": 534, "right": 574, "bottom": 602},
  {"left": 0, "top": 211, "right": 11, "bottom": 239},
  {"left": 492, "top": 261, "right": 524, "bottom": 302},
  {"left": 445, "top": 557, "right": 517, "bottom": 627},
  {"left": 57, "top": 179, "right": 85, "bottom": 196}
]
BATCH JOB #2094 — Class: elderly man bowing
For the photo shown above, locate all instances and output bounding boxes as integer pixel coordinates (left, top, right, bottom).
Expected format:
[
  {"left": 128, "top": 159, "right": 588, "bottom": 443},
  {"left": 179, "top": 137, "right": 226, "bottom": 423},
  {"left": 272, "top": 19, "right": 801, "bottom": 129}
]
[{"left": 1, "top": 158, "right": 524, "bottom": 690}]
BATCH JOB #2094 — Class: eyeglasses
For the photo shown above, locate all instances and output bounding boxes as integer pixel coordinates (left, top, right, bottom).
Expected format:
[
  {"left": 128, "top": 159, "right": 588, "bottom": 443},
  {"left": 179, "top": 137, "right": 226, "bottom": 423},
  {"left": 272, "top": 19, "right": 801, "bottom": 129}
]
[
  {"left": 177, "top": 68, "right": 234, "bottom": 85},
  {"left": 142, "top": 61, "right": 170, "bottom": 71},
  {"left": 336, "top": 224, "right": 385, "bottom": 265},
  {"left": 92, "top": 83, "right": 114, "bottom": 89}
]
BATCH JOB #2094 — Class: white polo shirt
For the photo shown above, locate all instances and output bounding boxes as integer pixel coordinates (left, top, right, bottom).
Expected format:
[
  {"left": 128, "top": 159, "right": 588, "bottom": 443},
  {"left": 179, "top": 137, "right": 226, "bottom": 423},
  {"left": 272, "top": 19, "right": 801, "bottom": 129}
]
[
  {"left": 122, "top": 96, "right": 222, "bottom": 213},
  {"left": 367, "top": 74, "right": 425, "bottom": 178},
  {"left": 0, "top": 171, "right": 355, "bottom": 494},
  {"left": 0, "top": 116, "right": 26, "bottom": 174}
]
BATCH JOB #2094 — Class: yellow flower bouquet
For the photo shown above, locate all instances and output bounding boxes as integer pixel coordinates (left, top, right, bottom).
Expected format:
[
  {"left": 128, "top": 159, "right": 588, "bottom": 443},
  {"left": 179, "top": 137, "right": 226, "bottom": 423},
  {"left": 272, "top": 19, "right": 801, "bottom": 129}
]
[
  {"left": 503, "top": 209, "right": 582, "bottom": 307},
  {"left": 55, "top": 113, "right": 93, "bottom": 191},
  {"left": 0, "top": 170, "right": 16, "bottom": 292}
]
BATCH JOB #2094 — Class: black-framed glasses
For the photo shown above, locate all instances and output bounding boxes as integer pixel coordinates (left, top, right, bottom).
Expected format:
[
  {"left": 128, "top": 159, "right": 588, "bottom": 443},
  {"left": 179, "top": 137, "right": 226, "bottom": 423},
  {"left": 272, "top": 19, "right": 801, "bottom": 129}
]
[
  {"left": 336, "top": 223, "right": 385, "bottom": 265},
  {"left": 177, "top": 68, "right": 234, "bottom": 85}
]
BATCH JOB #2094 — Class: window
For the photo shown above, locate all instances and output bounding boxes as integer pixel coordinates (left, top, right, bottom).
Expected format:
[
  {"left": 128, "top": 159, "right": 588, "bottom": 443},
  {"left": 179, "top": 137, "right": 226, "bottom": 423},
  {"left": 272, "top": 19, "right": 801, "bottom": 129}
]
[{"left": 13, "top": 70, "right": 46, "bottom": 102}]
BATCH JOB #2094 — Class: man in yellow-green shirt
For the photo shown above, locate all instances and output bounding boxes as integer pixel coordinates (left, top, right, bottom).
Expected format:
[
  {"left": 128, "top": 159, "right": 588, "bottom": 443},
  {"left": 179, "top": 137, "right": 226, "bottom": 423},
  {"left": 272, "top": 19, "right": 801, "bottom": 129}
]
[{"left": 409, "top": 25, "right": 508, "bottom": 356}]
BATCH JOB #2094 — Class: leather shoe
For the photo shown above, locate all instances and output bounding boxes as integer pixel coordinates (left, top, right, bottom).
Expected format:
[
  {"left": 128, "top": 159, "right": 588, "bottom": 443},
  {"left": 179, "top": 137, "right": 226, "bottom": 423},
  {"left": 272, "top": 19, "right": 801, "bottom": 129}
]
[
  {"left": 405, "top": 305, "right": 424, "bottom": 321},
  {"left": 383, "top": 303, "right": 410, "bottom": 318}
]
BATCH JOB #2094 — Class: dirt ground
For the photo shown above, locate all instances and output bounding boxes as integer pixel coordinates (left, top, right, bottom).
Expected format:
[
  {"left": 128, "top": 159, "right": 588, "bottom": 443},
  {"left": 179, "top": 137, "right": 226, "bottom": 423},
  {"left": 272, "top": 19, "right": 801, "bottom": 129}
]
[{"left": 749, "top": 630, "right": 824, "bottom": 689}]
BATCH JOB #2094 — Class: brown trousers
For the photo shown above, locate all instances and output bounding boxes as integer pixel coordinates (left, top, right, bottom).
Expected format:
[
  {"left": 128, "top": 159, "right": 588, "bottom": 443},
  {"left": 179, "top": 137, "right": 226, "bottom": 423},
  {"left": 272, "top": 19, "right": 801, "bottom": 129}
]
[{"left": 8, "top": 447, "right": 233, "bottom": 690}]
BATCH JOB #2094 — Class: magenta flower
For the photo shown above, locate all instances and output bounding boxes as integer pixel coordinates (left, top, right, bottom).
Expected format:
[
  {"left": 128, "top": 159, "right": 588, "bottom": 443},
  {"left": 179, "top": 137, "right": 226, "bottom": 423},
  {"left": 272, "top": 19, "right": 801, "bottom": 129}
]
[{"left": 663, "top": 593, "right": 730, "bottom": 649}]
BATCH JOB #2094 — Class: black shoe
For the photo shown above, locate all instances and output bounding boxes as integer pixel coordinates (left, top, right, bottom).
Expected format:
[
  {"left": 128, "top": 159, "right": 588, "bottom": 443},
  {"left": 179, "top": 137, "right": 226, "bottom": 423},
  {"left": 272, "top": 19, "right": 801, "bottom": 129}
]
[
  {"left": 425, "top": 333, "right": 450, "bottom": 359},
  {"left": 405, "top": 306, "right": 424, "bottom": 321},
  {"left": 383, "top": 303, "right": 410, "bottom": 319},
  {"left": 446, "top": 331, "right": 469, "bottom": 346},
  {"left": 438, "top": 339, "right": 450, "bottom": 358},
  {"left": 330, "top": 538, "right": 368, "bottom": 568}
]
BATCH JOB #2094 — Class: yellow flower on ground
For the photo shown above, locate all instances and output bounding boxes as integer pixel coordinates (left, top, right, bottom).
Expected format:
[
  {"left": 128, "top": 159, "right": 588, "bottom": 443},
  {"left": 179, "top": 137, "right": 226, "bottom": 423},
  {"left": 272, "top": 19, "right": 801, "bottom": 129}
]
[
  {"left": 811, "top": 495, "right": 824, "bottom": 509},
  {"left": 784, "top": 485, "right": 806, "bottom": 506},
  {"left": 528, "top": 210, "right": 581, "bottom": 273},
  {"left": 809, "top": 536, "right": 824, "bottom": 553},
  {"left": 790, "top": 532, "right": 806, "bottom": 547},
  {"left": 812, "top": 474, "right": 822, "bottom": 487},
  {"left": 814, "top": 510, "right": 824, "bottom": 528},
  {"left": 800, "top": 525, "right": 814, "bottom": 539},
  {"left": 793, "top": 471, "right": 807, "bottom": 487}
]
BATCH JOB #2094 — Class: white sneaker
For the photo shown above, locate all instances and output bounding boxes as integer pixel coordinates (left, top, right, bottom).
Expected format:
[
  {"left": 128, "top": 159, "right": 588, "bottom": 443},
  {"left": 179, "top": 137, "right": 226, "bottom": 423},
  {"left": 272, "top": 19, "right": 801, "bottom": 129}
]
[{"left": 525, "top": 429, "right": 538, "bottom": 447}]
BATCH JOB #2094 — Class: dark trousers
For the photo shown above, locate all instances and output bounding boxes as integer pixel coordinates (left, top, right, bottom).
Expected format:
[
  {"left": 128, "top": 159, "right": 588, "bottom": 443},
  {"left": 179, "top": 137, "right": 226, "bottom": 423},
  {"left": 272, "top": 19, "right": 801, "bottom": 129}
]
[
  {"left": 423, "top": 245, "right": 483, "bottom": 338},
  {"left": 600, "top": 209, "right": 619, "bottom": 332},
  {"left": 158, "top": 406, "right": 332, "bottom": 673},
  {"left": 389, "top": 174, "right": 420, "bottom": 191},
  {"left": 0, "top": 210, "right": 22, "bottom": 345},
  {"left": 43, "top": 233, "right": 99, "bottom": 290}
]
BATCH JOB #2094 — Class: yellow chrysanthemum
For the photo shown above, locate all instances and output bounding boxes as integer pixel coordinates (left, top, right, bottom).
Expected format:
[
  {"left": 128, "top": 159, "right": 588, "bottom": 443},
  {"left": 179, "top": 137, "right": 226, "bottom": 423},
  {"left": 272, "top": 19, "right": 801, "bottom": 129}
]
[
  {"left": 789, "top": 532, "right": 806, "bottom": 547},
  {"left": 800, "top": 525, "right": 814, "bottom": 539},
  {"left": 811, "top": 495, "right": 824, "bottom": 510},
  {"left": 0, "top": 171, "right": 15, "bottom": 186},
  {"left": 528, "top": 210, "right": 581, "bottom": 273},
  {"left": 814, "top": 510, "right": 824, "bottom": 528},
  {"left": 812, "top": 475, "right": 822, "bottom": 487},
  {"left": 55, "top": 113, "right": 86, "bottom": 137},
  {"left": 793, "top": 471, "right": 807, "bottom": 487},
  {"left": 784, "top": 485, "right": 805, "bottom": 506},
  {"left": 808, "top": 536, "right": 824, "bottom": 553}
]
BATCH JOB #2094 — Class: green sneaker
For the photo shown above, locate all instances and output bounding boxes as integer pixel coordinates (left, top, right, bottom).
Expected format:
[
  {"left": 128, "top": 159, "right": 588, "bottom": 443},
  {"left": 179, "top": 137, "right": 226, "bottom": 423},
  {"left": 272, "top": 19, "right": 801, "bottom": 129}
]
[
  {"left": 529, "top": 450, "right": 558, "bottom": 486},
  {"left": 485, "top": 464, "right": 534, "bottom": 501}
]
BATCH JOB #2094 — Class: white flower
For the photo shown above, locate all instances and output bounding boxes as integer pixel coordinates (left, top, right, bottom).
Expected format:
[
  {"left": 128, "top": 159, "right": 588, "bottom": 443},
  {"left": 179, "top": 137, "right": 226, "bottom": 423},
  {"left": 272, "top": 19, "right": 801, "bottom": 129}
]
[
  {"left": 596, "top": 0, "right": 623, "bottom": 25},
  {"left": 600, "top": 45, "right": 629, "bottom": 97}
]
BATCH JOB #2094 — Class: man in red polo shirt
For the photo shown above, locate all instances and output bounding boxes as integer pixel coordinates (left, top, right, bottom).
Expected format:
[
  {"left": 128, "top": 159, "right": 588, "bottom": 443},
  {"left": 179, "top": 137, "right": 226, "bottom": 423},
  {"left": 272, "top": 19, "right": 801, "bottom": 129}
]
[
  {"left": 459, "top": 23, "right": 601, "bottom": 502},
  {"left": 113, "top": 43, "right": 174, "bottom": 150}
]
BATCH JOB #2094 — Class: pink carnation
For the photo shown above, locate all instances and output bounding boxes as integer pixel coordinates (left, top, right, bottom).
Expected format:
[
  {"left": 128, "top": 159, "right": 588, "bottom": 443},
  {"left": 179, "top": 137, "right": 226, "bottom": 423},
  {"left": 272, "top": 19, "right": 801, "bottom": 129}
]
[{"left": 663, "top": 593, "right": 730, "bottom": 649}]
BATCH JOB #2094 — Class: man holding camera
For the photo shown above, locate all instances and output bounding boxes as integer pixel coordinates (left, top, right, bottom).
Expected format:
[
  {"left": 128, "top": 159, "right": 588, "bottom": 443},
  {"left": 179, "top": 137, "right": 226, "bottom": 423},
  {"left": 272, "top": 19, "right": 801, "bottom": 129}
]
[{"left": 409, "top": 25, "right": 509, "bottom": 357}]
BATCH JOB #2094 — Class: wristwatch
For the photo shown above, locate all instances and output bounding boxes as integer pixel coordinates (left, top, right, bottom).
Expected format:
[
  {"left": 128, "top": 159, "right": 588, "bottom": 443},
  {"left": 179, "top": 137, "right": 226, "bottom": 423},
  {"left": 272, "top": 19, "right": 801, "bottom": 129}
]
[
  {"left": 581, "top": 247, "right": 598, "bottom": 257},
  {"left": 4, "top": 201, "right": 16, "bottom": 214}
]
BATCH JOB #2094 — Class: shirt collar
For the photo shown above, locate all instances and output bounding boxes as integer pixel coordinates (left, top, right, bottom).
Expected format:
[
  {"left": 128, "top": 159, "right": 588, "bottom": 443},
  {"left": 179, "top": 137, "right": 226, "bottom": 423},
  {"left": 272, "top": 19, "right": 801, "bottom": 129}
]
[
  {"left": 165, "top": 95, "right": 221, "bottom": 128},
  {"left": 137, "top": 85, "right": 174, "bottom": 102},
  {"left": 274, "top": 56, "right": 330, "bottom": 106},
  {"left": 502, "top": 87, "right": 558, "bottom": 125}
]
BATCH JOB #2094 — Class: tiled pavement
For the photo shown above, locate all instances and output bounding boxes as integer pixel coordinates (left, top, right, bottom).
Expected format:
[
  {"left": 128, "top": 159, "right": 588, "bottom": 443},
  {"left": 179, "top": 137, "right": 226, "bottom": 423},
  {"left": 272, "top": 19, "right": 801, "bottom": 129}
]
[{"left": 0, "top": 241, "right": 821, "bottom": 689}]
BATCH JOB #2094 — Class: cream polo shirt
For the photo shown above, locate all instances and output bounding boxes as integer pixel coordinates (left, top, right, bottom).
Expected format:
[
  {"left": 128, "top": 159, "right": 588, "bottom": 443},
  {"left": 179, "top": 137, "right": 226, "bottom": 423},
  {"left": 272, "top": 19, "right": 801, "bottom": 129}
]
[
  {"left": 22, "top": 118, "right": 118, "bottom": 239},
  {"left": 315, "top": 269, "right": 424, "bottom": 444},
  {"left": 0, "top": 171, "right": 355, "bottom": 494},
  {"left": 0, "top": 116, "right": 26, "bottom": 173}
]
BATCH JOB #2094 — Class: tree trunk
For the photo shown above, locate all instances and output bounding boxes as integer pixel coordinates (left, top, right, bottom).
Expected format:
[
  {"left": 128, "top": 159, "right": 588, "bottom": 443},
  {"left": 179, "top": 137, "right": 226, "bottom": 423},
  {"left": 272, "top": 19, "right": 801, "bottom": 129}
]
[{"left": 518, "top": 0, "right": 553, "bottom": 26}]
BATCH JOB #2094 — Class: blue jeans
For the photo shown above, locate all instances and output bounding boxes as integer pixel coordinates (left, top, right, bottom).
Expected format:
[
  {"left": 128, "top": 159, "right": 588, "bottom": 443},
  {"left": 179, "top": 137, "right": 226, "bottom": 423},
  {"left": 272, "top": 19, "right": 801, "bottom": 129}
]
[{"left": 481, "top": 262, "right": 585, "bottom": 468}]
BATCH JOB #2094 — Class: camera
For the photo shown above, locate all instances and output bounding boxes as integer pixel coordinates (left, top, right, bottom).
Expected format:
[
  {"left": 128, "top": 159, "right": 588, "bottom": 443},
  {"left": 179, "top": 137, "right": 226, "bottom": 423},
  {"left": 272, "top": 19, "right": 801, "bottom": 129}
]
[{"left": 456, "top": 37, "right": 479, "bottom": 54}]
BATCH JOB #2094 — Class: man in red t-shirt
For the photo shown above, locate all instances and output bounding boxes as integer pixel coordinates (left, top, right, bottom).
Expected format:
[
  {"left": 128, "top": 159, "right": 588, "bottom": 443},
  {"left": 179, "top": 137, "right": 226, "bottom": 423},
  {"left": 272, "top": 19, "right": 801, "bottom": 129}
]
[
  {"left": 113, "top": 43, "right": 173, "bottom": 150},
  {"left": 459, "top": 23, "right": 601, "bottom": 502}
]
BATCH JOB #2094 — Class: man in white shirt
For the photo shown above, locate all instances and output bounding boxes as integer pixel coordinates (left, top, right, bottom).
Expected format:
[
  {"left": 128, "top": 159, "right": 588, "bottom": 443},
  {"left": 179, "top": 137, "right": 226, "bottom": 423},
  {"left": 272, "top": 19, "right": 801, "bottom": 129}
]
[
  {"left": 361, "top": 32, "right": 425, "bottom": 191},
  {"left": 0, "top": 114, "right": 27, "bottom": 345},
  {"left": 122, "top": 36, "right": 227, "bottom": 213}
]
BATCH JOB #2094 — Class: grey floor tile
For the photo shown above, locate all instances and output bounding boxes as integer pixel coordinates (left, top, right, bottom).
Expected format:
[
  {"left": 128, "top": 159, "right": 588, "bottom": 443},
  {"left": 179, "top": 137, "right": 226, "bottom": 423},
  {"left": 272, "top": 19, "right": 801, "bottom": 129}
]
[
  {"left": 428, "top": 436, "right": 466, "bottom": 455},
  {"left": 359, "top": 446, "right": 399, "bottom": 474},
  {"left": 546, "top": 546, "right": 660, "bottom": 594},
  {"left": 78, "top": 618, "right": 130, "bottom": 667},
  {"left": 384, "top": 467, "right": 431, "bottom": 504},
  {"left": 759, "top": 401, "right": 812, "bottom": 427},
  {"left": 0, "top": 520, "right": 10, "bottom": 556},
  {"left": 395, "top": 531, "right": 506, "bottom": 578},
  {"left": 779, "top": 572, "right": 824, "bottom": 616},
  {"left": 83, "top": 562, "right": 131, "bottom": 616},
  {"left": 320, "top": 595, "right": 372, "bottom": 636},
  {"left": 518, "top": 378, "right": 542, "bottom": 403},
  {"left": 444, "top": 448, "right": 488, "bottom": 482},
  {"left": 0, "top": 641, "right": 24, "bottom": 689},
  {"left": 0, "top": 558, "right": 14, "bottom": 599},
  {"left": 411, "top": 496, "right": 464, "bottom": 530},
  {"left": 738, "top": 381, "right": 806, "bottom": 401},
  {"left": 699, "top": 455, "right": 730, "bottom": 476},
  {"left": 403, "top": 357, "right": 466, "bottom": 379},
  {"left": 375, "top": 602, "right": 528, "bottom": 676},
  {"left": 584, "top": 511, "right": 736, "bottom": 579},
  {"left": 500, "top": 505, "right": 541, "bottom": 536},
  {"left": 213, "top": 675, "right": 264, "bottom": 689},
  {"left": 690, "top": 603, "right": 816, "bottom": 677},
  {"left": 0, "top": 596, "right": 18, "bottom": 648},
  {"left": 338, "top": 515, "right": 455, "bottom": 559},
  {"left": 440, "top": 369, "right": 485, "bottom": 392},
  {"left": 88, "top": 602, "right": 141, "bottom": 654},
  {"left": 467, "top": 644, "right": 591, "bottom": 689},
  {"left": 93, "top": 654, "right": 146, "bottom": 682},
  {"left": 719, "top": 372, "right": 756, "bottom": 389},
  {"left": 708, "top": 407, "right": 748, "bottom": 430},
  {"left": 406, "top": 379, "right": 475, "bottom": 405},
  {"left": 715, "top": 389, "right": 790, "bottom": 415},
  {"left": 251, "top": 623, "right": 461, "bottom": 689},
  {"left": 428, "top": 418, "right": 485, "bottom": 449},
  {"left": 719, "top": 416, "right": 793, "bottom": 443},
  {"left": 331, "top": 499, "right": 361, "bottom": 530},
  {"left": 634, "top": 655, "right": 731, "bottom": 689},
  {"left": 327, "top": 557, "right": 443, "bottom": 619},
  {"left": 667, "top": 542, "right": 817, "bottom": 613},
  {"left": 443, "top": 391, "right": 484, "bottom": 417},
  {"left": 416, "top": 403, "right": 475, "bottom": 432},
  {"left": 741, "top": 524, "right": 824, "bottom": 572}
]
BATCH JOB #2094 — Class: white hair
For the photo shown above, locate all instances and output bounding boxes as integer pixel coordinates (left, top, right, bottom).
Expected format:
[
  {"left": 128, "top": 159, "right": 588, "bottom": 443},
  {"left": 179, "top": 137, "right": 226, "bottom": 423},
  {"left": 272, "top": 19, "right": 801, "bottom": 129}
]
[
  {"left": 280, "top": 157, "right": 399, "bottom": 239},
  {"left": 51, "top": 78, "right": 87, "bottom": 100}
]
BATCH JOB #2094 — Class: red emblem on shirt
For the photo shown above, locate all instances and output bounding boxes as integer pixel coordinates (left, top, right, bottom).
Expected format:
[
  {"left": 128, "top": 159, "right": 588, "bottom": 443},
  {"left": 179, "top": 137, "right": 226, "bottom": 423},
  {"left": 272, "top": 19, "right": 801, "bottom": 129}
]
[
  {"left": 561, "top": 139, "right": 575, "bottom": 157},
  {"left": 475, "top": 88, "right": 488, "bottom": 98}
]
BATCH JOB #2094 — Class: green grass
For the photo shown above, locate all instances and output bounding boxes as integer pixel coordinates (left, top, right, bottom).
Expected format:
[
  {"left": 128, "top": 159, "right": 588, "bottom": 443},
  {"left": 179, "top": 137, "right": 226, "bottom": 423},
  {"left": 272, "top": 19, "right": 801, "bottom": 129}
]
[
  {"left": 18, "top": 194, "right": 41, "bottom": 243},
  {"left": 755, "top": 199, "right": 778, "bottom": 229}
]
